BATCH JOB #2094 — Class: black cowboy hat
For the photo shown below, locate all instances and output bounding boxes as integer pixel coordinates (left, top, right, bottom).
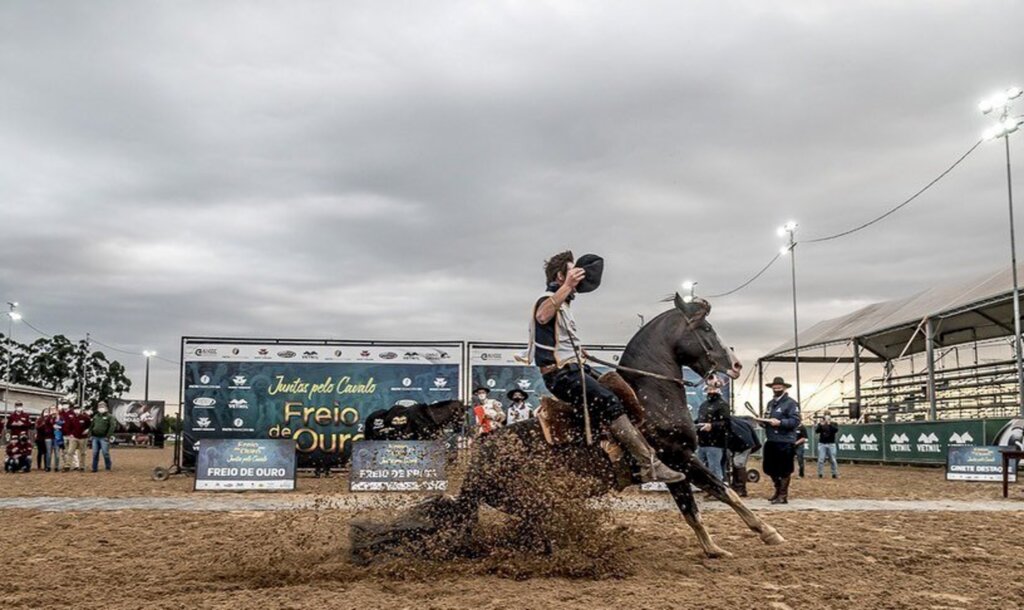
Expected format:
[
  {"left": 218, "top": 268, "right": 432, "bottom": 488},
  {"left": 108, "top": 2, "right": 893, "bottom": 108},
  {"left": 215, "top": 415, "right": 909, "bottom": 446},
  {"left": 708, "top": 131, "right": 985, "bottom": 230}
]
[
  {"left": 506, "top": 388, "right": 528, "bottom": 401},
  {"left": 766, "top": 376, "right": 792, "bottom": 388},
  {"left": 574, "top": 254, "right": 604, "bottom": 293},
  {"left": 472, "top": 387, "right": 491, "bottom": 395}
]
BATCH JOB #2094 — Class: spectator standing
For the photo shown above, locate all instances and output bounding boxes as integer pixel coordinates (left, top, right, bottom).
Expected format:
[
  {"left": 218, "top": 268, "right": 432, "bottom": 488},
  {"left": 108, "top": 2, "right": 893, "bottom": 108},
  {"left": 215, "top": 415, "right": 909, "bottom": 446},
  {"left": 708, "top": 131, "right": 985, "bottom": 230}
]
[
  {"left": 6, "top": 403, "right": 32, "bottom": 438},
  {"left": 64, "top": 405, "right": 91, "bottom": 472},
  {"left": 695, "top": 377, "right": 729, "bottom": 481},
  {"left": 794, "top": 425, "right": 808, "bottom": 478},
  {"left": 471, "top": 387, "right": 505, "bottom": 436},
  {"left": 505, "top": 389, "right": 534, "bottom": 425},
  {"left": 815, "top": 413, "right": 840, "bottom": 478},
  {"left": 5, "top": 433, "right": 32, "bottom": 473},
  {"left": 34, "top": 408, "right": 56, "bottom": 471},
  {"left": 89, "top": 402, "right": 117, "bottom": 472},
  {"left": 52, "top": 406, "right": 65, "bottom": 472},
  {"left": 727, "top": 417, "right": 762, "bottom": 497},
  {"left": 758, "top": 376, "right": 801, "bottom": 505}
]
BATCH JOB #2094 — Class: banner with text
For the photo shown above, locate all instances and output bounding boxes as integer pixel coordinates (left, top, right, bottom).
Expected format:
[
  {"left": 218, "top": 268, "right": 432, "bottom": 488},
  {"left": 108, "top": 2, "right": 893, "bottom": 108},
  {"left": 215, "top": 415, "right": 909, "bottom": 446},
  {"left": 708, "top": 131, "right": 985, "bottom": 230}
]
[
  {"left": 349, "top": 440, "right": 447, "bottom": 491},
  {"left": 109, "top": 399, "right": 165, "bottom": 433},
  {"left": 946, "top": 445, "right": 1018, "bottom": 482},
  {"left": 181, "top": 339, "right": 463, "bottom": 469},
  {"left": 194, "top": 438, "right": 297, "bottom": 490}
]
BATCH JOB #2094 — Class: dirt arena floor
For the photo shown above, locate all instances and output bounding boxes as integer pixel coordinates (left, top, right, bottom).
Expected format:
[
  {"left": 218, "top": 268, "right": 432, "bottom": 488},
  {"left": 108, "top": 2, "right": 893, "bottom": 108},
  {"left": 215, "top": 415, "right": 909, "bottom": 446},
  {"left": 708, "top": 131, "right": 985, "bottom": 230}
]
[
  {"left": 3, "top": 447, "right": 1024, "bottom": 609},
  {"left": 2, "top": 446, "right": 1020, "bottom": 501}
]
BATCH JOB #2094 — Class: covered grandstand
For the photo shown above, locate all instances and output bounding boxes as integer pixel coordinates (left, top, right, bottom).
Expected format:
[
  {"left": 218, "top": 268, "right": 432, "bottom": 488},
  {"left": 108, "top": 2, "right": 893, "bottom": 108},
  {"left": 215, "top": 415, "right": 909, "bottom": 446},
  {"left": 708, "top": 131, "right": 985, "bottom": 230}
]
[{"left": 759, "top": 264, "right": 1024, "bottom": 422}]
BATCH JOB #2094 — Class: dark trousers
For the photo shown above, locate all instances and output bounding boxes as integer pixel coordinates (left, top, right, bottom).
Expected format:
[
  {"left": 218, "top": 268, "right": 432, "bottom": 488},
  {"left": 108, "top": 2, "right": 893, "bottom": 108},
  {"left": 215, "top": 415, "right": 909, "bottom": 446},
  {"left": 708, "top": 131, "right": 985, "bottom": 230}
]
[
  {"left": 36, "top": 438, "right": 47, "bottom": 469},
  {"left": 795, "top": 445, "right": 806, "bottom": 477},
  {"left": 544, "top": 365, "right": 626, "bottom": 425},
  {"left": 5, "top": 456, "right": 31, "bottom": 473}
]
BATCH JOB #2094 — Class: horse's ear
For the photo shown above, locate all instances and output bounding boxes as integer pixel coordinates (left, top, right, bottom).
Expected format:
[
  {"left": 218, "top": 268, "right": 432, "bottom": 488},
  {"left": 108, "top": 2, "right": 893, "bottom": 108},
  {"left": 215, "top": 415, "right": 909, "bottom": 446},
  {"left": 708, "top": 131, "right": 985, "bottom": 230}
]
[{"left": 675, "top": 293, "right": 711, "bottom": 320}]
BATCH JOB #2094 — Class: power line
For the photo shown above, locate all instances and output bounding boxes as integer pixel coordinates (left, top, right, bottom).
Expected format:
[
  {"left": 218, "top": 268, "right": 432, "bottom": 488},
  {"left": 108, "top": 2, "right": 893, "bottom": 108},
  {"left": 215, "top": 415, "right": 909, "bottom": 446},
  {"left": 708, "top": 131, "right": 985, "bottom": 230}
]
[
  {"left": 706, "top": 138, "right": 983, "bottom": 298},
  {"left": 804, "top": 139, "right": 982, "bottom": 244},
  {"left": 707, "top": 252, "right": 782, "bottom": 298}
]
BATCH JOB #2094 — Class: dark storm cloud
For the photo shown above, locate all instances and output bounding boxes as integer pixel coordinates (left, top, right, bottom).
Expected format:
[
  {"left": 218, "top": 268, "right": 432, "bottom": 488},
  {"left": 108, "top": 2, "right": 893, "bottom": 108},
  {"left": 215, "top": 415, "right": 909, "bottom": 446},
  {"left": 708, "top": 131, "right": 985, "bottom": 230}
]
[{"left": 2, "top": 1, "right": 1023, "bottom": 405}]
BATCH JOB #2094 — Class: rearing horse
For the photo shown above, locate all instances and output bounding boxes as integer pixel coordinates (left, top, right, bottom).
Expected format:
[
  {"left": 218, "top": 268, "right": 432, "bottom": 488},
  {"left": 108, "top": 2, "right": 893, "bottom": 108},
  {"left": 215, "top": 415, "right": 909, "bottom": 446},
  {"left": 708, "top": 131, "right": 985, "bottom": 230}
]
[{"left": 351, "top": 294, "right": 783, "bottom": 563}]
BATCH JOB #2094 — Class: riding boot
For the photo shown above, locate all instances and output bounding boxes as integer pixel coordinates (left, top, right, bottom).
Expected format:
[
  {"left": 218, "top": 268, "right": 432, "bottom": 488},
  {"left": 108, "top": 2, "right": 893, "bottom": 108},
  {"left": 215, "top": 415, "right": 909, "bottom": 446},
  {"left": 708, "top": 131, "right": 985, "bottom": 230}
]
[
  {"left": 607, "top": 414, "right": 686, "bottom": 484},
  {"left": 769, "top": 477, "right": 781, "bottom": 503},
  {"left": 778, "top": 475, "right": 791, "bottom": 504},
  {"left": 733, "top": 467, "right": 748, "bottom": 497}
]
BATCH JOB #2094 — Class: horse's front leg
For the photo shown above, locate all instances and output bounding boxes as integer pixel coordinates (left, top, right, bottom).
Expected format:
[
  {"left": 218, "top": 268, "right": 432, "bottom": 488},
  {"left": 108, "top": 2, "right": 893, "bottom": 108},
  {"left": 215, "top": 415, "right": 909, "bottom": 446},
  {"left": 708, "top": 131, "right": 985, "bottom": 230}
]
[
  {"left": 684, "top": 454, "right": 785, "bottom": 546},
  {"left": 666, "top": 479, "right": 733, "bottom": 558}
]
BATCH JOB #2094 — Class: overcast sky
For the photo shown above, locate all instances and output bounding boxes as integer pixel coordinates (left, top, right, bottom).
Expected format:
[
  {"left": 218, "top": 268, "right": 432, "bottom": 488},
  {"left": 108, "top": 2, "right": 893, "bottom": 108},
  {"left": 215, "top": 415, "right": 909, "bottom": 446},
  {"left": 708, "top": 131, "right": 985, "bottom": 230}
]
[{"left": 2, "top": 1, "right": 1023, "bottom": 409}]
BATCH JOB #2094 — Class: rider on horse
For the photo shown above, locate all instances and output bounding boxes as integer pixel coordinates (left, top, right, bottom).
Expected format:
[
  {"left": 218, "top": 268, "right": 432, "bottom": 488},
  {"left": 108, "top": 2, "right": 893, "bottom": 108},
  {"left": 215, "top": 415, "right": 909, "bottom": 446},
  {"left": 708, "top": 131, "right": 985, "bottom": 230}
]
[{"left": 527, "top": 250, "right": 687, "bottom": 484}]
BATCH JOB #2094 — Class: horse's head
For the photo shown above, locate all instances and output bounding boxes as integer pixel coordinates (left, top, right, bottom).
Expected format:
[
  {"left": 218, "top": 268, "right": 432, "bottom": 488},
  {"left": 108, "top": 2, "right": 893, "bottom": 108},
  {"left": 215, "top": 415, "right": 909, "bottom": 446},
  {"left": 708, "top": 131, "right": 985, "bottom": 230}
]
[{"left": 672, "top": 293, "right": 743, "bottom": 380}]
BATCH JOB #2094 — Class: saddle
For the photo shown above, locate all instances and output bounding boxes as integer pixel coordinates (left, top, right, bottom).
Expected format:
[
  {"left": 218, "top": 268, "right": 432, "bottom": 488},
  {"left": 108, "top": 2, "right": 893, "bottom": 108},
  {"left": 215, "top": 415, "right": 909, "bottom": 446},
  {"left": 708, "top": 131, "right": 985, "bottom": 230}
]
[{"left": 534, "top": 371, "right": 645, "bottom": 461}]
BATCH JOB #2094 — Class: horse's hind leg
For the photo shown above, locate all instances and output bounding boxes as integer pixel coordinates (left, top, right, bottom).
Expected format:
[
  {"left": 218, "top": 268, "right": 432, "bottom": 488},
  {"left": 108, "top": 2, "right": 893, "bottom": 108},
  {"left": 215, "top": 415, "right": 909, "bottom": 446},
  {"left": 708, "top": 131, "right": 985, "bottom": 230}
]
[
  {"left": 666, "top": 480, "right": 733, "bottom": 558},
  {"left": 685, "top": 455, "right": 785, "bottom": 546}
]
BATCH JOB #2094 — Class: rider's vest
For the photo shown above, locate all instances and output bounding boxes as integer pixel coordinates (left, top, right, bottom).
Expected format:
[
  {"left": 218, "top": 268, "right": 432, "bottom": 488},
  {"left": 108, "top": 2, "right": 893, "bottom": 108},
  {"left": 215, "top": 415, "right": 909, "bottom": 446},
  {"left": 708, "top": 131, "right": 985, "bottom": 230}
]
[{"left": 526, "top": 291, "right": 582, "bottom": 369}]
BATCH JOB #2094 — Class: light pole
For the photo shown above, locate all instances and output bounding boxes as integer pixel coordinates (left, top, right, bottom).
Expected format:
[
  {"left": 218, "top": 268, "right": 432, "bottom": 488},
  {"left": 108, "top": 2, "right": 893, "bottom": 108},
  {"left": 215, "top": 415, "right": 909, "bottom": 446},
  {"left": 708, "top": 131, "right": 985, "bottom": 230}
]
[
  {"left": 974, "top": 86, "right": 1024, "bottom": 415},
  {"left": 142, "top": 350, "right": 157, "bottom": 402},
  {"left": 778, "top": 222, "right": 801, "bottom": 404},
  {"left": 980, "top": 86, "right": 1024, "bottom": 416},
  {"left": 4, "top": 302, "right": 20, "bottom": 414}
]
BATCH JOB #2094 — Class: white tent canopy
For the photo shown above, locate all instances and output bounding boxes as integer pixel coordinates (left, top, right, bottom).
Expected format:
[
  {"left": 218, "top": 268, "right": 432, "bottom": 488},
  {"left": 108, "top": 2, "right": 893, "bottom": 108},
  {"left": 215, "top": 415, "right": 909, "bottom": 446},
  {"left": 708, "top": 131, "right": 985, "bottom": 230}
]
[{"left": 763, "top": 264, "right": 1024, "bottom": 362}]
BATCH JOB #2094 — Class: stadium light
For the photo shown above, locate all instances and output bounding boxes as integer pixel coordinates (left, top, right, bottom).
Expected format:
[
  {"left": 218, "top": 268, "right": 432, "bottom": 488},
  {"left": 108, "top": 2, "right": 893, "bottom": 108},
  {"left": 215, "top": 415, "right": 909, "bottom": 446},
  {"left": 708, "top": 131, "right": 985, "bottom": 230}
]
[
  {"left": 4, "top": 302, "right": 19, "bottom": 414},
  {"left": 779, "top": 223, "right": 801, "bottom": 404},
  {"left": 979, "top": 86, "right": 1024, "bottom": 416},
  {"left": 143, "top": 350, "right": 156, "bottom": 402}
]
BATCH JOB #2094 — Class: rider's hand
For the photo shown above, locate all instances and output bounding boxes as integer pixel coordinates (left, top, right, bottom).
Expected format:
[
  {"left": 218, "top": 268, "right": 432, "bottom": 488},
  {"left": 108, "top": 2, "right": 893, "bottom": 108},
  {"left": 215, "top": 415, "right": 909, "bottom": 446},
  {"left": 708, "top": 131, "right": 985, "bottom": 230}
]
[
  {"left": 563, "top": 265, "right": 586, "bottom": 290},
  {"left": 768, "top": 418, "right": 781, "bottom": 427},
  {"left": 699, "top": 423, "right": 712, "bottom": 432}
]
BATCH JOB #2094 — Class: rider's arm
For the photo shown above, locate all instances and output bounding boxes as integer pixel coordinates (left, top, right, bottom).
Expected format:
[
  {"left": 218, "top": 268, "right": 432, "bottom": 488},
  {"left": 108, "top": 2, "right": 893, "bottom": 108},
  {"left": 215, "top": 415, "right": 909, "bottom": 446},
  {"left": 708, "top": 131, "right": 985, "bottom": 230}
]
[{"left": 535, "top": 267, "right": 585, "bottom": 324}]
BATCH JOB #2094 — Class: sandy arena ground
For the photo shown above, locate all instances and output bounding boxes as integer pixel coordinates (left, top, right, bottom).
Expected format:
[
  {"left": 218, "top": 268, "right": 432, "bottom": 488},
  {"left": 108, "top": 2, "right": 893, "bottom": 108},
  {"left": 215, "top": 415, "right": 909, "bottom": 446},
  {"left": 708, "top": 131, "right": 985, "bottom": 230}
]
[{"left": 2, "top": 447, "right": 1023, "bottom": 609}]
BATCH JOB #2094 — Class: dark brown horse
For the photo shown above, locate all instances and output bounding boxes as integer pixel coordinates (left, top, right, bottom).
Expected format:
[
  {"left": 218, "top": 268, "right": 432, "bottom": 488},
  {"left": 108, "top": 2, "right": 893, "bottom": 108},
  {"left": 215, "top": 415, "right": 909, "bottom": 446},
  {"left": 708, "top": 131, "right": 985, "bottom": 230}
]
[{"left": 351, "top": 295, "right": 783, "bottom": 563}]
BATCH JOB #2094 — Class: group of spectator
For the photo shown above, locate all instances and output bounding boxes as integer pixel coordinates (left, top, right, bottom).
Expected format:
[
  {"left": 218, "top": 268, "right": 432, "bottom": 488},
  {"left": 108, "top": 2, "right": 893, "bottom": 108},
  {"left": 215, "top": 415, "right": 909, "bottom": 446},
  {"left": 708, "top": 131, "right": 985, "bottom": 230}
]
[
  {"left": 694, "top": 375, "right": 842, "bottom": 505},
  {"left": 3, "top": 400, "right": 118, "bottom": 474},
  {"left": 471, "top": 386, "right": 535, "bottom": 436}
]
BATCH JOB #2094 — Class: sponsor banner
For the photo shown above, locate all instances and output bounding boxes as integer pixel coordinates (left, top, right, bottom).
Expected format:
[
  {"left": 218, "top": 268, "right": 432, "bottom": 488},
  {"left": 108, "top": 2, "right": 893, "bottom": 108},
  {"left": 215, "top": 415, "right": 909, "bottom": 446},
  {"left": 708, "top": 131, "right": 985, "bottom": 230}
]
[
  {"left": 349, "top": 440, "right": 447, "bottom": 491},
  {"left": 194, "top": 438, "right": 297, "bottom": 491},
  {"left": 946, "top": 445, "right": 1018, "bottom": 482},
  {"left": 181, "top": 339, "right": 462, "bottom": 469},
  {"left": 884, "top": 421, "right": 985, "bottom": 464},
  {"left": 467, "top": 342, "right": 731, "bottom": 423},
  {"left": 834, "top": 424, "right": 884, "bottom": 461},
  {"left": 108, "top": 399, "right": 165, "bottom": 433},
  {"left": 185, "top": 343, "right": 458, "bottom": 365}
]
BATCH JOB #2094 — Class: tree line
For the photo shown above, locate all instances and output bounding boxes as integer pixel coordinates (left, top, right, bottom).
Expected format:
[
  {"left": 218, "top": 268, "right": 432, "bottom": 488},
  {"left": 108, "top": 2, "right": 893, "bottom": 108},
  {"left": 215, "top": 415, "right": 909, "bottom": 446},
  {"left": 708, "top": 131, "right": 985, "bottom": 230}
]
[{"left": 1, "top": 334, "right": 131, "bottom": 406}]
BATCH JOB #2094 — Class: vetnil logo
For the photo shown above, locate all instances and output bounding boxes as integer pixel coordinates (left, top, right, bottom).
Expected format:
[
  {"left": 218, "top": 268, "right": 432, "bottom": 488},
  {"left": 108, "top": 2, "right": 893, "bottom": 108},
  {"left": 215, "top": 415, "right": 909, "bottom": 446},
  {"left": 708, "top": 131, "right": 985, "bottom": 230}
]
[
  {"left": 859, "top": 434, "right": 879, "bottom": 452},
  {"left": 890, "top": 433, "right": 912, "bottom": 452},
  {"left": 949, "top": 432, "right": 974, "bottom": 445},
  {"left": 917, "top": 432, "right": 941, "bottom": 453},
  {"left": 838, "top": 434, "right": 857, "bottom": 451}
]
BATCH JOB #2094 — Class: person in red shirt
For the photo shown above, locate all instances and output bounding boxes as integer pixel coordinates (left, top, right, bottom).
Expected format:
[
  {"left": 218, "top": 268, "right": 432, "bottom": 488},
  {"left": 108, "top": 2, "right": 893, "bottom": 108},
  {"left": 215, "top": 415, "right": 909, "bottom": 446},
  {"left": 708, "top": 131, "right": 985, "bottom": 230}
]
[
  {"left": 6, "top": 403, "right": 32, "bottom": 438},
  {"left": 5, "top": 434, "right": 32, "bottom": 473},
  {"left": 34, "top": 407, "right": 57, "bottom": 472},
  {"left": 63, "top": 405, "right": 91, "bottom": 472}
]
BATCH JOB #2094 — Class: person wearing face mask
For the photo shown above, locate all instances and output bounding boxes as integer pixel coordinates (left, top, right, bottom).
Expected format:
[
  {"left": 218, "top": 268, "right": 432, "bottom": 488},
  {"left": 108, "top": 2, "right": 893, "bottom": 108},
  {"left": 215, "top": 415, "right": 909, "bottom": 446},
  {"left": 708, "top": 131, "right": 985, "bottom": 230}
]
[
  {"left": 6, "top": 403, "right": 32, "bottom": 439},
  {"left": 758, "top": 377, "right": 801, "bottom": 504},
  {"left": 471, "top": 387, "right": 505, "bottom": 437},
  {"left": 34, "top": 407, "right": 56, "bottom": 471},
  {"left": 5, "top": 433, "right": 32, "bottom": 473},
  {"left": 88, "top": 401, "right": 117, "bottom": 472},
  {"left": 505, "top": 389, "right": 534, "bottom": 425},
  {"left": 528, "top": 250, "right": 686, "bottom": 484},
  {"left": 64, "top": 404, "right": 91, "bottom": 471}
]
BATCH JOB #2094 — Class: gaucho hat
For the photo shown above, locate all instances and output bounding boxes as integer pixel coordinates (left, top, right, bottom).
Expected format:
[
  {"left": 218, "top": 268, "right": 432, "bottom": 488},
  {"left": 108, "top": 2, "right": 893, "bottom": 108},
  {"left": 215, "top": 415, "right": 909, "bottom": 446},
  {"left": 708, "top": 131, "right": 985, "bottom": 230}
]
[
  {"left": 766, "top": 376, "right": 792, "bottom": 388},
  {"left": 506, "top": 388, "right": 528, "bottom": 401},
  {"left": 574, "top": 254, "right": 604, "bottom": 293}
]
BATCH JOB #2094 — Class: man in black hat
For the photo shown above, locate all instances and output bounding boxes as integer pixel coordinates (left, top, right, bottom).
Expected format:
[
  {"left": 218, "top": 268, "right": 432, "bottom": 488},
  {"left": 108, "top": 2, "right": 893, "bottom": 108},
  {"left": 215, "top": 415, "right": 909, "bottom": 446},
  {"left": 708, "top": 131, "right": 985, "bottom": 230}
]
[
  {"left": 758, "top": 376, "right": 801, "bottom": 504},
  {"left": 505, "top": 388, "right": 534, "bottom": 425},
  {"left": 528, "top": 250, "right": 685, "bottom": 484}
]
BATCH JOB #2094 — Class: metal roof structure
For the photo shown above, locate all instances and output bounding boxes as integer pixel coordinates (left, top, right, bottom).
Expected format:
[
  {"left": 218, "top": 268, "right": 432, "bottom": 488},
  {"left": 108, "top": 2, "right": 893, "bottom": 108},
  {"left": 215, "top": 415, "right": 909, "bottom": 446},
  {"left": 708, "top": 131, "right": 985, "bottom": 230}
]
[{"left": 763, "top": 264, "right": 1024, "bottom": 362}]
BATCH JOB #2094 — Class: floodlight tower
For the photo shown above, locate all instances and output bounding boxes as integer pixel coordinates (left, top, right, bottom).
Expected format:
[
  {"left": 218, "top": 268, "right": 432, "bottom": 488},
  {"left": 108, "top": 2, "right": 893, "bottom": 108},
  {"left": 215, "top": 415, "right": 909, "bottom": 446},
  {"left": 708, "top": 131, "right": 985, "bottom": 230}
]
[
  {"left": 980, "top": 86, "right": 1024, "bottom": 416},
  {"left": 778, "top": 222, "right": 801, "bottom": 404},
  {"left": 4, "top": 302, "right": 21, "bottom": 414}
]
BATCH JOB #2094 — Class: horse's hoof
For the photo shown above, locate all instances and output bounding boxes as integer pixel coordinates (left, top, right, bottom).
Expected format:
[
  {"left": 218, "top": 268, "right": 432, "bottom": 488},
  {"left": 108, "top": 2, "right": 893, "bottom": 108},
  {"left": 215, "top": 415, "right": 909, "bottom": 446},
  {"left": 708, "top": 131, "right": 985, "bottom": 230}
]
[
  {"left": 704, "top": 546, "right": 734, "bottom": 559},
  {"left": 760, "top": 529, "right": 786, "bottom": 545}
]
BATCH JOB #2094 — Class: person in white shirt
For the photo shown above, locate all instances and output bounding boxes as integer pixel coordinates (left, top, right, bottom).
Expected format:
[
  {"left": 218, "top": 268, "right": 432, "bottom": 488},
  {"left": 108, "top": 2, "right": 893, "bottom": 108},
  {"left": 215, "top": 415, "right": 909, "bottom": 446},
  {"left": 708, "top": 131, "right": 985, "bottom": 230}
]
[{"left": 505, "top": 389, "right": 534, "bottom": 425}]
